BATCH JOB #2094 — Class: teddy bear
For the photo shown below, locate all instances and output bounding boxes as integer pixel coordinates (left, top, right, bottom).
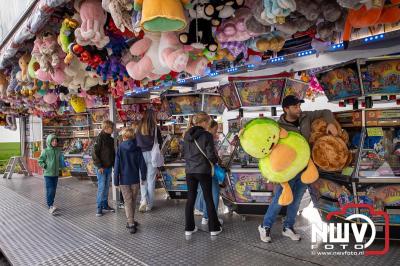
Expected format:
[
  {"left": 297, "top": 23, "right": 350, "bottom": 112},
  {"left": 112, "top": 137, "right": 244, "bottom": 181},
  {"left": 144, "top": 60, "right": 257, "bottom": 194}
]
[
  {"left": 179, "top": 1, "right": 219, "bottom": 52},
  {"left": 31, "top": 33, "right": 66, "bottom": 84},
  {"left": 126, "top": 31, "right": 208, "bottom": 81},
  {"left": 216, "top": 7, "right": 260, "bottom": 43},
  {"left": 0, "top": 70, "right": 9, "bottom": 100},
  {"left": 102, "top": 0, "right": 134, "bottom": 33},
  {"left": 74, "top": 0, "right": 110, "bottom": 49},
  {"left": 274, "top": 12, "right": 314, "bottom": 35},
  {"left": 244, "top": 0, "right": 271, "bottom": 34},
  {"left": 261, "top": 0, "right": 296, "bottom": 24},
  {"left": 63, "top": 56, "right": 101, "bottom": 93},
  {"left": 134, "top": 0, "right": 190, "bottom": 32},
  {"left": 247, "top": 31, "right": 286, "bottom": 52},
  {"left": 310, "top": 118, "right": 352, "bottom": 172}
]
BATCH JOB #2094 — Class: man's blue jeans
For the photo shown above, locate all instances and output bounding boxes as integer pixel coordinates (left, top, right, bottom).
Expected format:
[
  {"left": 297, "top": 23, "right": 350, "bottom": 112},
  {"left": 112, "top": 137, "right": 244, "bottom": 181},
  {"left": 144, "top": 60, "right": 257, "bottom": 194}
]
[
  {"left": 262, "top": 173, "right": 307, "bottom": 229},
  {"left": 195, "top": 177, "right": 220, "bottom": 219},
  {"left": 96, "top": 167, "right": 112, "bottom": 210},
  {"left": 44, "top": 176, "right": 58, "bottom": 207}
]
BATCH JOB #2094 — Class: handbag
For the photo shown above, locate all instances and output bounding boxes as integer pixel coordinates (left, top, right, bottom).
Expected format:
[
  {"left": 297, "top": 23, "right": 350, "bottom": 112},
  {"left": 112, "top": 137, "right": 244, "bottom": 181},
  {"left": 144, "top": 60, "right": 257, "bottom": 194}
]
[
  {"left": 151, "top": 126, "right": 164, "bottom": 168},
  {"left": 194, "top": 139, "right": 226, "bottom": 184}
]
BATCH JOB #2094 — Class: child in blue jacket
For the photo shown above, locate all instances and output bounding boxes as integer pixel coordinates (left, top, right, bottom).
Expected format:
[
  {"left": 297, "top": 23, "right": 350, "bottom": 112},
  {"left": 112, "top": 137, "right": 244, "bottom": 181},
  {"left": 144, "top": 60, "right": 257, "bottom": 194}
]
[{"left": 114, "top": 128, "right": 147, "bottom": 234}]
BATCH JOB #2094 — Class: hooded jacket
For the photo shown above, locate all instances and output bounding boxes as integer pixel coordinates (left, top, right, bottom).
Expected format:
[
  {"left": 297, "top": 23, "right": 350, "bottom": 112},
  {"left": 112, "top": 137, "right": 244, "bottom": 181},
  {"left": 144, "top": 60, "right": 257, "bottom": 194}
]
[
  {"left": 114, "top": 139, "right": 147, "bottom": 186},
  {"left": 184, "top": 126, "right": 218, "bottom": 175},
  {"left": 92, "top": 131, "right": 115, "bottom": 168},
  {"left": 278, "top": 109, "right": 335, "bottom": 142},
  {"left": 38, "top": 134, "right": 65, "bottom": 177}
]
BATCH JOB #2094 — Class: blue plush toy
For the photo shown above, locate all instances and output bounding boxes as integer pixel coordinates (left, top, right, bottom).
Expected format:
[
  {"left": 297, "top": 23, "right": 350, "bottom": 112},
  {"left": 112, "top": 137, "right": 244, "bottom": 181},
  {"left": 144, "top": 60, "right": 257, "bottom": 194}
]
[{"left": 262, "top": 0, "right": 296, "bottom": 24}]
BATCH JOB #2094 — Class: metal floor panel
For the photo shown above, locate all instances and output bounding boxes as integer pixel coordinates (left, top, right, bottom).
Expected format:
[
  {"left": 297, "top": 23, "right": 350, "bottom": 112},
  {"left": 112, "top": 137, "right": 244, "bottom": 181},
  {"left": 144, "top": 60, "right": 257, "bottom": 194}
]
[{"left": 0, "top": 175, "right": 399, "bottom": 266}]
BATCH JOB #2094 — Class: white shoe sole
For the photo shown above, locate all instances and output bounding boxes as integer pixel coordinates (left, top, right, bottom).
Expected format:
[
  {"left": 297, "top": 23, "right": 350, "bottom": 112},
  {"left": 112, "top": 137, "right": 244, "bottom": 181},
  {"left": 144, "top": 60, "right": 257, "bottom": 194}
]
[
  {"left": 202, "top": 218, "right": 223, "bottom": 225},
  {"left": 210, "top": 227, "right": 223, "bottom": 236},
  {"left": 139, "top": 203, "right": 147, "bottom": 212},
  {"left": 185, "top": 226, "right": 198, "bottom": 236},
  {"left": 49, "top": 207, "right": 57, "bottom": 214},
  {"left": 282, "top": 231, "right": 301, "bottom": 241},
  {"left": 258, "top": 225, "right": 271, "bottom": 243}
]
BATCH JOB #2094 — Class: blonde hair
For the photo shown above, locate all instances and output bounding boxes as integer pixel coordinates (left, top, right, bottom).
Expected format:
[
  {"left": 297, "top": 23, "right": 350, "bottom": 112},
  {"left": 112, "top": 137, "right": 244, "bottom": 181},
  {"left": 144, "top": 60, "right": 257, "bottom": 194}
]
[
  {"left": 192, "top": 112, "right": 210, "bottom": 126},
  {"left": 102, "top": 120, "right": 114, "bottom": 130},
  {"left": 122, "top": 128, "right": 135, "bottom": 140},
  {"left": 139, "top": 109, "right": 157, "bottom": 136}
]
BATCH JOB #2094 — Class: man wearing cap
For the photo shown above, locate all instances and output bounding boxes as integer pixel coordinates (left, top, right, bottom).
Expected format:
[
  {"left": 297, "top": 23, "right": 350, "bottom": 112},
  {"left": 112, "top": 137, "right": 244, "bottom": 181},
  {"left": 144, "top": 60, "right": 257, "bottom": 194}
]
[{"left": 258, "top": 95, "right": 338, "bottom": 243}]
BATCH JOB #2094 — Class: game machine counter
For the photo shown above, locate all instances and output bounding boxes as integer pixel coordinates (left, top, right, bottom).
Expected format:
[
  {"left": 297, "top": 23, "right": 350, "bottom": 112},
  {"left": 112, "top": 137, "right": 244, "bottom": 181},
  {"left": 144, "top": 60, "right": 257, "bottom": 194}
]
[{"left": 309, "top": 109, "right": 400, "bottom": 240}]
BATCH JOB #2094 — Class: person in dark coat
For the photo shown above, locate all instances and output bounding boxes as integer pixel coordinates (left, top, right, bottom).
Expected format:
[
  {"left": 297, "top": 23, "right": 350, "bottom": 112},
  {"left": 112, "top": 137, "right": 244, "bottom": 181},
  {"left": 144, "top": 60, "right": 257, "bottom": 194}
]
[
  {"left": 92, "top": 120, "right": 116, "bottom": 217},
  {"left": 114, "top": 128, "right": 147, "bottom": 234},
  {"left": 183, "top": 112, "right": 222, "bottom": 237}
]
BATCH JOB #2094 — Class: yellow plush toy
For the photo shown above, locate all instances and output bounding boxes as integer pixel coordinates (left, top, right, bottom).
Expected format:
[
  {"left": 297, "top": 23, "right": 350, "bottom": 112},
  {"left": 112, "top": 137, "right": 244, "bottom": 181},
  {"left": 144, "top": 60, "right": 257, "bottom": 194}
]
[
  {"left": 70, "top": 95, "right": 87, "bottom": 113},
  {"left": 240, "top": 118, "right": 319, "bottom": 205},
  {"left": 134, "top": 0, "right": 190, "bottom": 32}
]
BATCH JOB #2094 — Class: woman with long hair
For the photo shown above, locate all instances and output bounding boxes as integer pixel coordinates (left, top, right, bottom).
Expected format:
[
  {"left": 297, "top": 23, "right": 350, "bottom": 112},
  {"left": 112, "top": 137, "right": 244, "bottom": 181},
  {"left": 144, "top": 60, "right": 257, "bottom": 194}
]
[
  {"left": 136, "top": 109, "right": 162, "bottom": 212},
  {"left": 184, "top": 112, "right": 222, "bottom": 236}
]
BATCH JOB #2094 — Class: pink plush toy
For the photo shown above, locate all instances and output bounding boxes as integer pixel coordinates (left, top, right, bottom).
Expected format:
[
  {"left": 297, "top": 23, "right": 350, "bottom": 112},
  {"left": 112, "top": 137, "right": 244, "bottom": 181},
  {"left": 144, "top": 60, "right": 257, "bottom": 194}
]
[
  {"left": 74, "top": 0, "right": 110, "bottom": 49},
  {"left": 32, "top": 34, "right": 66, "bottom": 84},
  {"left": 216, "top": 7, "right": 261, "bottom": 43},
  {"left": 126, "top": 32, "right": 208, "bottom": 81}
]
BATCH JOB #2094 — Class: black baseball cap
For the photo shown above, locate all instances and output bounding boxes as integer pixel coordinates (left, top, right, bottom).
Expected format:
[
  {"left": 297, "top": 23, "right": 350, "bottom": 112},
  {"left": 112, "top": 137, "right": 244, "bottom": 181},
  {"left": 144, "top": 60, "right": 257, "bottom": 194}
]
[{"left": 282, "top": 95, "right": 305, "bottom": 108}]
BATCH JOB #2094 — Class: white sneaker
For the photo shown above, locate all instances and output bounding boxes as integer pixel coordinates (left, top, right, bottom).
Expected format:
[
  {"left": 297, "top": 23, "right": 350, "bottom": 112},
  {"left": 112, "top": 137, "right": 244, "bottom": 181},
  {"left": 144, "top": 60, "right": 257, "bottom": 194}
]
[
  {"left": 185, "top": 226, "right": 198, "bottom": 236},
  {"left": 49, "top": 206, "right": 57, "bottom": 215},
  {"left": 210, "top": 226, "right": 223, "bottom": 236},
  {"left": 201, "top": 218, "right": 223, "bottom": 225},
  {"left": 282, "top": 227, "right": 301, "bottom": 241},
  {"left": 194, "top": 209, "right": 203, "bottom": 216},
  {"left": 146, "top": 206, "right": 152, "bottom": 212},
  {"left": 139, "top": 201, "right": 147, "bottom": 212},
  {"left": 258, "top": 225, "right": 272, "bottom": 243}
]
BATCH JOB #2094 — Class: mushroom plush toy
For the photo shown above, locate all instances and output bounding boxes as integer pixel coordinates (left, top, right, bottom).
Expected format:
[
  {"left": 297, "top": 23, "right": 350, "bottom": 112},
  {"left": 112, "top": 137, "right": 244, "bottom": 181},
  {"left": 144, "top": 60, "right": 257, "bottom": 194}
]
[{"left": 239, "top": 118, "right": 319, "bottom": 206}]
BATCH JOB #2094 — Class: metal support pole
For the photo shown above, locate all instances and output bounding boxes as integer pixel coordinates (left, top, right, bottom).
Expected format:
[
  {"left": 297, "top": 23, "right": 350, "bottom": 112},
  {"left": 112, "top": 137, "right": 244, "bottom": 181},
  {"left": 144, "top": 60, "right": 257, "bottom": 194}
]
[{"left": 109, "top": 95, "right": 119, "bottom": 203}]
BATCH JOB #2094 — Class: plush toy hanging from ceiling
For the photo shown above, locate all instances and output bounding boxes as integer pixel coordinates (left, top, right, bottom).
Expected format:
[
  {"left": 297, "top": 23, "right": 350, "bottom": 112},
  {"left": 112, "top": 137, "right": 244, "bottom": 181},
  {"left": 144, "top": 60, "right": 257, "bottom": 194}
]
[
  {"left": 126, "top": 31, "right": 208, "bottom": 81},
  {"left": 0, "top": 70, "right": 9, "bottom": 100},
  {"left": 239, "top": 118, "right": 319, "bottom": 205},
  {"left": 179, "top": 1, "right": 220, "bottom": 52},
  {"left": 261, "top": 0, "right": 296, "bottom": 24},
  {"left": 31, "top": 33, "right": 66, "bottom": 84},
  {"left": 134, "top": 0, "right": 190, "bottom": 32},
  {"left": 70, "top": 95, "right": 87, "bottom": 113},
  {"left": 74, "top": 0, "right": 110, "bottom": 49},
  {"left": 342, "top": 0, "right": 400, "bottom": 46},
  {"left": 102, "top": 0, "right": 135, "bottom": 33}
]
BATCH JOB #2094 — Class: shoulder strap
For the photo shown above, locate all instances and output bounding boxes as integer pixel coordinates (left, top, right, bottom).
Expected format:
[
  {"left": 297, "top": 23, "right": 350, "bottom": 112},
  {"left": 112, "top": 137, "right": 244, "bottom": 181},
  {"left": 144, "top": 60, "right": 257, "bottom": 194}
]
[
  {"left": 153, "top": 126, "right": 157, "bottom": 144},
  {"left": 194, "top": 139, "right": 211, "bottom": 163}
]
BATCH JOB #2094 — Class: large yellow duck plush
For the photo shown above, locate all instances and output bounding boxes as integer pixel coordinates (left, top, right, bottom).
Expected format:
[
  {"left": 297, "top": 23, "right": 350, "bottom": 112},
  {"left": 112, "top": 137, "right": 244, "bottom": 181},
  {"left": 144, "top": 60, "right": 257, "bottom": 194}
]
[{"left": 239, "top": 118, "right": 319, "bottom": 206}]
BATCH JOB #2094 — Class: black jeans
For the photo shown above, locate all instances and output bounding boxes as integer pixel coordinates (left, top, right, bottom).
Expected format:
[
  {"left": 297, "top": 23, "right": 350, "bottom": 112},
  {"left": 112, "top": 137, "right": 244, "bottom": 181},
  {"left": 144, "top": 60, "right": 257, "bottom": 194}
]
[{"left": 185, "top": 173, "right": 221, "bottom": 232}]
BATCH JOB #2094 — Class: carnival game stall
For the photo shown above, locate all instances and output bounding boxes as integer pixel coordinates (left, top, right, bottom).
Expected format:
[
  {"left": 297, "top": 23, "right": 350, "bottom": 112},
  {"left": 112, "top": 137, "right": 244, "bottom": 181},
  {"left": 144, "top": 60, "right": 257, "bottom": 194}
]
[{"left": 309, "top": 57, "right": 400, "bottom": 240}]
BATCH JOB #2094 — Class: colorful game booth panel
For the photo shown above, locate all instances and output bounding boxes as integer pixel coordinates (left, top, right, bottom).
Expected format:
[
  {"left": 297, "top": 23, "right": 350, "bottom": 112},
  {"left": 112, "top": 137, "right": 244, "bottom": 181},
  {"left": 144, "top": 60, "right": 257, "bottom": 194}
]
[
  {"left": 203, "top": 94, "right": 226, "bottom": 115},
  {"left": 316, "top": 61, "right": 363, "bottom": 102},
  {"left": 234, "top": 78, "right": 285, "bottom": 107},
  {"left": 217, "top": 83, "right": 241, "bottom": 111},
  {"left": 355, "top": 183, "right": 400, "bottom": 225},
  {"left": 282, "top": 79, "right": 309, "bottom": 100},
  {"left": 222, "top": 168, "right": 283, "bottom": 216},
  {"left": 359, "top": 58, "right": 400, "bottom": 96},
  {"left": 165, "top": 94, "right": 202, "bottom": 115},
  {"left": 161, "top": 163, "right": 187, "bottom": 199},
  {"left": 65, "top": 156, "right": 88, "bottom": 174},
  {"left": 309, "top": 178, "right": 356, "bottom": 221}
]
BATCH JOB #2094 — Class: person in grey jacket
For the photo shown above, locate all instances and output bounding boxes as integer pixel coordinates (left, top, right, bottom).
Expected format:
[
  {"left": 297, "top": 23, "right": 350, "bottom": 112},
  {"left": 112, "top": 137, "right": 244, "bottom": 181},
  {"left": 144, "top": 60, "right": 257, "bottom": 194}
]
[
  {"left": 259, "top": 95, "right": 338, "bottom": 243},
  {"left": 183, "top": 112, "right": 222, "bottom": 237}
]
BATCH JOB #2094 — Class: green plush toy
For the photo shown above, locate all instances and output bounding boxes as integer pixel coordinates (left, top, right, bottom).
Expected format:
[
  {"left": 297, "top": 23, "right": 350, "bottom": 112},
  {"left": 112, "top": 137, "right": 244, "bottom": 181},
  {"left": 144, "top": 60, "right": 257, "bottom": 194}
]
[
  {"left": 58, "top": 18, "right": 79, "bottom": 64},
  {"left": 239, "top": 118, "right": 319, "bottom": 206}
]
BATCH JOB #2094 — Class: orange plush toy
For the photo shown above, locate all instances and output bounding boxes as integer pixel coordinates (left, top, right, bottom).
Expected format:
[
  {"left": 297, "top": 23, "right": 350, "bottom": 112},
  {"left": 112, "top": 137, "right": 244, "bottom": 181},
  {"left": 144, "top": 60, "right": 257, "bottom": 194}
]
[{"left": 343, "top": 0, "right": 400, "bottom": 47}]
